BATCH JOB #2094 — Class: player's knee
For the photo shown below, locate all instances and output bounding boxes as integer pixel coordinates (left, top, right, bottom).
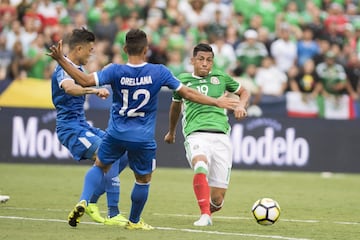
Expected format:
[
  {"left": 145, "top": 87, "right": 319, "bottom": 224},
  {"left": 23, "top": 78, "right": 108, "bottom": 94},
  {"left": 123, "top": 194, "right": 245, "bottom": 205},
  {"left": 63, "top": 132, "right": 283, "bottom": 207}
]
[
  {"left": 211, "top": 195, "right": 224, "bottom": 206},
  {"left": 94, "top": 159, "right": 111, "bottom": 173},
  {"left": 135, "top": 173, "right": 152, "bottom": 183},
  {"left": 210, "top": 197, "right": 224, "bottom": 213},
  {"left": 193, "top": 160, "right": 208, "bottom": 175}
]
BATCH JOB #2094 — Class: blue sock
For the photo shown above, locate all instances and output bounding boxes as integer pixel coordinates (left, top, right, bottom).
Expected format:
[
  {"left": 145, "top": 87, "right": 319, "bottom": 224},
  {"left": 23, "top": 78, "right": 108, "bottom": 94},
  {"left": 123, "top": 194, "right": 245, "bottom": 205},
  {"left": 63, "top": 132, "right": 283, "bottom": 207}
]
[
  {"left": 80, "top": 166, "right": 104, "bottom": 204},
  {"left": 105, "top": 161, "right": 120, "bottom": 217},
  {"left": 129, "top": 182, "right": 150, "bottom": 223},
  {"left": 107, "top": 192, "right": 120, "bottom": 218}
]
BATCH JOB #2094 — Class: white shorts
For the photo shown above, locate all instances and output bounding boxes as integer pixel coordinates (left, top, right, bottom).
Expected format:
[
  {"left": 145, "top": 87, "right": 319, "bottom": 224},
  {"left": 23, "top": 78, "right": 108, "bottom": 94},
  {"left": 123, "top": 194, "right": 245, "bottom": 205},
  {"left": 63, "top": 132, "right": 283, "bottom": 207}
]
[{"left": 184, "top": 131, "right": 233, "bottom": 189}]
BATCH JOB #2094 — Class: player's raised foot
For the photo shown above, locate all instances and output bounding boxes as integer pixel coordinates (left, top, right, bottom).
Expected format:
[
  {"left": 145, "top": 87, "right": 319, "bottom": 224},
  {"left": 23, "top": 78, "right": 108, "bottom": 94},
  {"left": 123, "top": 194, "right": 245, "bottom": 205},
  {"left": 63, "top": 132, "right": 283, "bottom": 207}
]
[
  {"left": 193, "top": 214, "right": 212, "bottom": 226},
  {"left": 85, "top": 203, "right": 105, "bottom": 223},
  {"left": 0, "top": 195, "right": 10, "bottom": 203},
  {"left": 125, "top": 218, "right": 154, "bottom": 230},
  {"left": 104, "top": 214, "right": 128, "bottom": 226},
  {"left": 68, "top": 200, "right": 87, "bottom": 227}
]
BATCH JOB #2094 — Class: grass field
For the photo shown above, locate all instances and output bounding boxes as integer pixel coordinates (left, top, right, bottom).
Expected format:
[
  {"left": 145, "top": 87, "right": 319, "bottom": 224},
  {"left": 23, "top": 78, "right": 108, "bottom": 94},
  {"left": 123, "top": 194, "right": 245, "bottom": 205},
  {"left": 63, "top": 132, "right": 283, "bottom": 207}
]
[{"left": 0, "top": 163, "right": 359, "bottom": 240}]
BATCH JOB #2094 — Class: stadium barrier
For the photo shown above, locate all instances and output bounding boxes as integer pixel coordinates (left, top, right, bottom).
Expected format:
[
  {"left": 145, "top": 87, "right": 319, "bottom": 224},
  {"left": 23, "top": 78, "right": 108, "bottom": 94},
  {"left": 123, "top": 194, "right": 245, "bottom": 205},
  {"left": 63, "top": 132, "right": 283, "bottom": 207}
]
[
  {"left": 1, "top": 106, "right": 360, "bottom": 173},
  {"left": 1, "top": 79, "right": 359, "bottom": 173}
]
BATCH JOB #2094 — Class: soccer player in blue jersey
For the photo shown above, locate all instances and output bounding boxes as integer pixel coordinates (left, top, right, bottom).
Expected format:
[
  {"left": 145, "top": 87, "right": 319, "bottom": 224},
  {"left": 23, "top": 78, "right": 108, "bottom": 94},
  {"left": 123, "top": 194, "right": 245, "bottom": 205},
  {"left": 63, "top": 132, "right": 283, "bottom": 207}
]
[
  {"left": 50, "top": 28, "right": 128, "bottom": 227},
  {"left": 47, "top": 28, "right": 241, "bottom": 230}
]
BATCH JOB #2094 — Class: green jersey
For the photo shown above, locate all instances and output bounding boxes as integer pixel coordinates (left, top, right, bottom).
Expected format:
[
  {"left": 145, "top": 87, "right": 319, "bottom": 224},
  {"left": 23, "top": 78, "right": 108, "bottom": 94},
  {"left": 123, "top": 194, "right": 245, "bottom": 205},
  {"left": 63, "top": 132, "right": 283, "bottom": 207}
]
[{"left": 173, "top": 69, "right": 241, "bottom": 137}]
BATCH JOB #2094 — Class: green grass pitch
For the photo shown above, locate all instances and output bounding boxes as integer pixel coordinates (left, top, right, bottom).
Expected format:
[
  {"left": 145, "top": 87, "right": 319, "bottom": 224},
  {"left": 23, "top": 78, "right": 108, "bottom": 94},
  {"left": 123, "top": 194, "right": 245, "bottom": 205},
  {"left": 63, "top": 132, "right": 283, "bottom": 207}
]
[{"left": 0, "top": 163, "right": 359, "bottom": 240}]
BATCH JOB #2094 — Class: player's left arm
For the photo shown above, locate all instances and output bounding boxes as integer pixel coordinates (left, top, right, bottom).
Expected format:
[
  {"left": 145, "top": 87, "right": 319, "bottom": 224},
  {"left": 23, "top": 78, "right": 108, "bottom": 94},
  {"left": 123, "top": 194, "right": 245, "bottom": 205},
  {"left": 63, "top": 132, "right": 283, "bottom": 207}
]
[
  {"left": 232, "top": 86, "right": 250, "bottom": 120},
  {"left": 226, "top": 74, "right": 250, "bottom": 120}
]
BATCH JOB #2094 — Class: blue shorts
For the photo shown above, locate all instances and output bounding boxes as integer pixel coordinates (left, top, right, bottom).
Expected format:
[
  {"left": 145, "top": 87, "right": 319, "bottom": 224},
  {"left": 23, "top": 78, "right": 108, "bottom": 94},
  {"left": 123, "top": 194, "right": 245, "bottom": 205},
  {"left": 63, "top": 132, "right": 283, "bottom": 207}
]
[
  {"left": 98, "top": 133, "right": 156, "bottom": 175},
  {"left": 56, "top": 122, "right": 105, "bottom": 161}
]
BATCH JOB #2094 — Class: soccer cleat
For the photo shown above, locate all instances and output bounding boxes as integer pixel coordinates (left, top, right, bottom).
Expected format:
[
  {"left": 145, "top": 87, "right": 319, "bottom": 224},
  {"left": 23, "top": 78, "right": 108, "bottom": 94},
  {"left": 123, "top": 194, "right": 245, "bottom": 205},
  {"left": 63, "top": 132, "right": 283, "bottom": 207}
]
[
  {"left": 0, "top": 195, "right": 10, "bottom": 203},
  {"left": 68, "top": 200, "right": 87, "bottom": 227},
  {"left": 193, "top": 214, "right": 212, "bottom": 226},
  {"left": 85, "top": 203, "right": 105, "bottom": 223},
  {"left": 125, "top": 218, "right": 154, "bottom": 230},
  {"left": 104, "top": 214, "right": 128, "bottom": 226}
]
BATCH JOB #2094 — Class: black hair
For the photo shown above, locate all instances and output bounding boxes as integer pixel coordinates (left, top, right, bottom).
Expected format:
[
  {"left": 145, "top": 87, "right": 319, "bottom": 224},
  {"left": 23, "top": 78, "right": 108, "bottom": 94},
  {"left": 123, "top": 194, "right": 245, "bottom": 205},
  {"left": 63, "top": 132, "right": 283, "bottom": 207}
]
[
  {"left": 125, "top": 29, "right": 148, "bottom": 55},
  {"left": 68, "top": 27, "right": 95, "bottom": 49},
  {"left": 193, "top": 43, "right": 214, "bottom": 57}
]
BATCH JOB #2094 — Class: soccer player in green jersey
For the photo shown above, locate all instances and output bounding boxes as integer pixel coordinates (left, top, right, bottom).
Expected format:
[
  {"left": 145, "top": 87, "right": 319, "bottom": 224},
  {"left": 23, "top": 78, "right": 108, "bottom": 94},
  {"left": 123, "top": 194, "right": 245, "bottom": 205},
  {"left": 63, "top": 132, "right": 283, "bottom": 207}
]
[{"left": 164, "top": 43, "right": 249, "bottom": 226}]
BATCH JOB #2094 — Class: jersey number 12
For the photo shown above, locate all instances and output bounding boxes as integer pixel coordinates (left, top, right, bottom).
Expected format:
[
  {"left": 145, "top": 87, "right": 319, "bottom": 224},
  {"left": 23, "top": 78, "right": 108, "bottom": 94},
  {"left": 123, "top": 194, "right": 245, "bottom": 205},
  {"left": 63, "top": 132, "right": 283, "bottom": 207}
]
[{"left": 119, "top": 89, "right": 150, "bottom": 117}]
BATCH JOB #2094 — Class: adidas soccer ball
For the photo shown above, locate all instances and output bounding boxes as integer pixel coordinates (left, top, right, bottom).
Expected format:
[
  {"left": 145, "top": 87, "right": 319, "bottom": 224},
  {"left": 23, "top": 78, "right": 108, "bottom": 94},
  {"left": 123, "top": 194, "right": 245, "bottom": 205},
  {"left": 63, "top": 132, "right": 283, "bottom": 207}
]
[{"left": 251, "top": 198, "right": 281, "bottom": 225}]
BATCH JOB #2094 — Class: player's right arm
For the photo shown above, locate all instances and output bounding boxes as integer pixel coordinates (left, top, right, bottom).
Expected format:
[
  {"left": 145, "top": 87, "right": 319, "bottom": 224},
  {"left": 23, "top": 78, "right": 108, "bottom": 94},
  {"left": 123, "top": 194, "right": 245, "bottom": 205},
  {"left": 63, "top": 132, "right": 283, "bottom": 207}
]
[
  {"left": 61, "top": 80, "right": 109, "bottom": 99},
  {"left": 47, "top": 40, "right": 96, "bottom": 87},
  {"left": 164, "top": 100, "right": 182, "bottom": 144},
  {"left": 177, "top": 85, "right": 240, "bottom": 110}
]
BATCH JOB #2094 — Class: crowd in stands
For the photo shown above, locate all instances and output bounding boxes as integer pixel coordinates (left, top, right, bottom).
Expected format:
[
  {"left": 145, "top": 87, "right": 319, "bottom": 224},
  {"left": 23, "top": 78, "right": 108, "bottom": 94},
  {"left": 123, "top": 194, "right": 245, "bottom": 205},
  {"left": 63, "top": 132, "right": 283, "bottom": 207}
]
[{"left": 1, "top": 0, "right": 360, "bottom": 117}]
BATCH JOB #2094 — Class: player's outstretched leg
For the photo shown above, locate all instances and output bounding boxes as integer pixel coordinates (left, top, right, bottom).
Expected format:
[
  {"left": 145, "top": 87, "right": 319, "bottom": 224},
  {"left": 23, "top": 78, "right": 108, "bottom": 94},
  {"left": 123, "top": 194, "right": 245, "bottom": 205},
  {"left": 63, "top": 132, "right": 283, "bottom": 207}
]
[
  {"left": 68, "top": 200, "right": 87, "bottom": 227},
  {"left": 192, "top": 161, "right": 212, "bottom": 226}
]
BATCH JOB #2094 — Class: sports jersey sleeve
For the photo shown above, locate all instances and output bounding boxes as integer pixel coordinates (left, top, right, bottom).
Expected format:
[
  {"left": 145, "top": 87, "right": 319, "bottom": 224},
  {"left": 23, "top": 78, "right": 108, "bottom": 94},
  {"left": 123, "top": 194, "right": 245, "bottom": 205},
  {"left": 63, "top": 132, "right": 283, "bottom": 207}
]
[
  {"left": 159, "top": 65, "right": 182, "bottom": 91},
  {"left": 94, "top": 63, "right": 118, "bottom": 86},
  {"left": 56, "top": 66, "right": 74, "bottom": 88},
  {"left": 224, "top": 72, "right": 241, "bottom": 93}
]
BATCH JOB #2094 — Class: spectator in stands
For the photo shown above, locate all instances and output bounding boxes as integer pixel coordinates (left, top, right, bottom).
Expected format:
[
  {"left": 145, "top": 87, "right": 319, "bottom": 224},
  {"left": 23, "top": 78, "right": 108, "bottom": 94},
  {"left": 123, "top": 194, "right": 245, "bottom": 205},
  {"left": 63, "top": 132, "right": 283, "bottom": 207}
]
[
  {"left": 0, "top": 34, "right": 14, "bottom": 92},
  {"left": 178, "top": 0, "right": 207, "bottom": 28},
  {"left": 255, "top": 56, "right": 288, "bottom": 103},
  {"left": 225, "top": 24, "right": 241, "bottom": 50},
  {"left": 148, "top": 36, "right": 169, "bottom": 65},
  {"left": 315, "top": 51, "right": 347, "bottom": 97},
  {"left": 202, "top": 0, "right": 231, "bottom": 26},
  {"left": 234, "top": 64, "right": 262, "bottom": 116},
  {"left": 302, "top": 1, "right": 324, "bottom": 40},
  {"left": 344, "top": 52, "right": 360, "bottom": 100},
  {"left": 323, "top": 2, "right": 348, "bottom": 37},
  {"left": 205, "top": 9, "right": 227, "bottom": 42},
  {"left": 26, "top": 34, "right": 52, "bottom": 79},
  {"left": 248, "top": 14, "right": 263, "bottom": 32},
  {"left": 36, "top": 0, "right": 58, "bottom": 28},
  {"left": 280, "top": 1, "right": 302, "bottom": 29},
  {"left": 210, "top": 34, "right": 237, "bottom": 74},
  {"left": 11, "top": 40, "right": 29, "bottom": 80},
  {"left": 289, "top": 59, "right": 321, "bottom": 98},
  {"left": 167, "top": 49, "right": 185, "bottom": 77},
  {"left": 297, "top": 26, "right": 320, "bottom": 67},
  {"left": 164, "top": 0, "right": 183, "bottom": 26},
  {"left": 235, "top": 29, "right": 268, "bottom": 74},
  {"left": 271, "top": 22, "right": 297, "bottom": 73},
  {"left": 93, "top": 11, "right": 118, "bottom": 45},
  {"left": 257, "top": 0, "right": 278, "bottom": 33},
  {"left": 0, "top": 0, "right": 17, "bottom": 29}
]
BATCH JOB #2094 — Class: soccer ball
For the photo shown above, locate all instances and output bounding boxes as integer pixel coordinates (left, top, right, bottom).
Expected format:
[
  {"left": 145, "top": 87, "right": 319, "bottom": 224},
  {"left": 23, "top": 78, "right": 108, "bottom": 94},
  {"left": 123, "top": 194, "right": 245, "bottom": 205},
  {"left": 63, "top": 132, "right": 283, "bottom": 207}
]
[{"left": 251, "top": 198, "right": 281, "bottom": 225}]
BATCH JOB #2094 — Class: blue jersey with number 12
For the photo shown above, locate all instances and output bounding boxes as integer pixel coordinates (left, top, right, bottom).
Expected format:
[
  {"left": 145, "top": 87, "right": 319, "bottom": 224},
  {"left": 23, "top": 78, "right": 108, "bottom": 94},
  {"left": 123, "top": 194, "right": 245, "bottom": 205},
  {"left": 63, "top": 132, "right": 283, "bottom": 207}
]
[{"left": 94, "top": 62, "right": 182, "bottom": 142}]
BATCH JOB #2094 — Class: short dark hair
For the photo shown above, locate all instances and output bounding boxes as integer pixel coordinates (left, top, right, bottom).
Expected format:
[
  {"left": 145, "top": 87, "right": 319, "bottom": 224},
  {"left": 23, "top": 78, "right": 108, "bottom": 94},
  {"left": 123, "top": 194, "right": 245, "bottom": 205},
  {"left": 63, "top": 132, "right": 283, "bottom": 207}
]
[
  {"left": 125, "top": 29, "right": 148, "bottom": 55},
  {"left": 193, "top": 43, "right": 214, "bottom": 57},
  {"left": 68, "top": 27, "right": 95, "bottom": 49}
]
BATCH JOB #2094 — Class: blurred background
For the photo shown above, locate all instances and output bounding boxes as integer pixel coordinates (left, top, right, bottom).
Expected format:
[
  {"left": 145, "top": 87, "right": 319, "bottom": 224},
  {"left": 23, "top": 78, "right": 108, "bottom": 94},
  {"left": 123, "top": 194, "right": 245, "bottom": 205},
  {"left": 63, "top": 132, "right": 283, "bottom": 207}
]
[{"left": 1, "top": 0, "right": 360, "bottom": 173}]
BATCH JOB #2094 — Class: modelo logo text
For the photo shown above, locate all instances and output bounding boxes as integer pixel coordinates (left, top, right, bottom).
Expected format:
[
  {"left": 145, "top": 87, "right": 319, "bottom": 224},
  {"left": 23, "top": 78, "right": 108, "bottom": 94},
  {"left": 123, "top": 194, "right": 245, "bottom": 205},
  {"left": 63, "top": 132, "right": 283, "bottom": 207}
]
[
  {"left": 231, "top": 124, "right": 309, "bottom": 167},
  {"left": 12, "top": 116, "right": 70, "bottom": 158}
]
